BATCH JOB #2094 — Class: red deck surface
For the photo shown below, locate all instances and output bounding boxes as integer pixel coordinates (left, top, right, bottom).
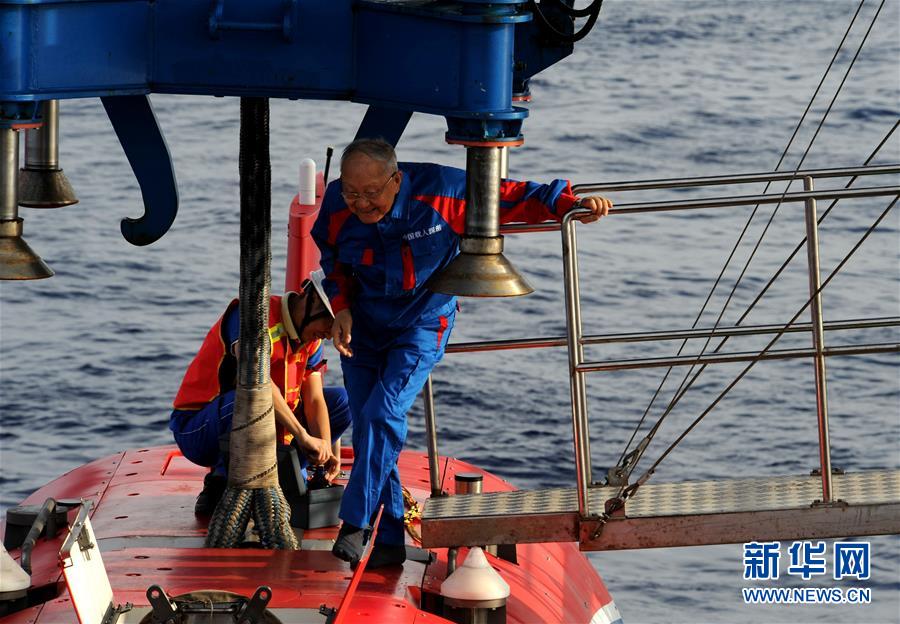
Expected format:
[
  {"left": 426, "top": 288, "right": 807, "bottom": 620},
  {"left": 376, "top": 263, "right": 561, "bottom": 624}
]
[{"left": 2, "top": 446, "right": 614, "bottom": 623}]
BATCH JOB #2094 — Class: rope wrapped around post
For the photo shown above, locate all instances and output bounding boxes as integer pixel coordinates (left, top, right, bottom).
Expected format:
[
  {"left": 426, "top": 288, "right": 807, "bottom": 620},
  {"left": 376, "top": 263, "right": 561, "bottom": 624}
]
[{"left": 205, "top": 97, "right": 299, "bottom": 550}]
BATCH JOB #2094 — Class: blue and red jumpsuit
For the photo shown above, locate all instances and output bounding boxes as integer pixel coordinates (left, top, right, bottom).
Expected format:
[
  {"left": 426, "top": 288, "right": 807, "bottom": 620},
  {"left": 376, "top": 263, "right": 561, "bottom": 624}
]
[
  {"left": 312, "top": 162, "right": 578, "bottom": 546},
  {"left": 169, "top": 296, "right": 351, "bottom": 475}
]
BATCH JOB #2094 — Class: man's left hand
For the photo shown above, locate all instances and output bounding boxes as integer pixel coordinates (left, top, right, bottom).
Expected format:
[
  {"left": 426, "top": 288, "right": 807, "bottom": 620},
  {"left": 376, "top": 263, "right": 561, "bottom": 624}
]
[{"left": 576, "top": 195, "right": 613, "bottom": 223}]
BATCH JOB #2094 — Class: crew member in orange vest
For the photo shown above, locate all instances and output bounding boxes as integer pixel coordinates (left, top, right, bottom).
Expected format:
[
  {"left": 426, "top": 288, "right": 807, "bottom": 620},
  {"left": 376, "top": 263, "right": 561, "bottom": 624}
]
[{"left": 170, "top": 271, "right": 351, "bottom": 515}]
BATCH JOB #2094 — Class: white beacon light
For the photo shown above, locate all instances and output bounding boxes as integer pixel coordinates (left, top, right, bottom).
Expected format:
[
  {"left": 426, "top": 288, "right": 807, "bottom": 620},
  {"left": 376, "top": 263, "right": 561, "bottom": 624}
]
[
  {"left": 441, "top": 546, "right": 510, "bottom": 602},
  {"left": 0, "top": 541, "right": 30, "bottom": 594},
  {"left": 298, "top": 158, "right": 316, "bottom": 205}
]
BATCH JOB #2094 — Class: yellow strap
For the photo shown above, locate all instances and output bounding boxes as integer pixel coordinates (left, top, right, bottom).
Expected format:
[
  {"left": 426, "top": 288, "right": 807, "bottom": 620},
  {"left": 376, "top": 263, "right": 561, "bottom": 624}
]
[{"left": 269, "top": 323, "right": 286, "bottom": 345}]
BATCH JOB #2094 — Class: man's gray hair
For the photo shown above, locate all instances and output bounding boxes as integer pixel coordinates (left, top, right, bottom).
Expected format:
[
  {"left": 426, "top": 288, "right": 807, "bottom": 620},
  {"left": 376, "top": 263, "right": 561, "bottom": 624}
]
[{"left": 341, "top": 138, "right": 398, "bottom": 174}]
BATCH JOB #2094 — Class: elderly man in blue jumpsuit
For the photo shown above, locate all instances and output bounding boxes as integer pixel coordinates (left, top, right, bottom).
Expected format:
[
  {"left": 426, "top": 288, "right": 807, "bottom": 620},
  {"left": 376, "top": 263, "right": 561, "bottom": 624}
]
[{"left": 312, "top": 138, "right": 612, "bottom": 568}]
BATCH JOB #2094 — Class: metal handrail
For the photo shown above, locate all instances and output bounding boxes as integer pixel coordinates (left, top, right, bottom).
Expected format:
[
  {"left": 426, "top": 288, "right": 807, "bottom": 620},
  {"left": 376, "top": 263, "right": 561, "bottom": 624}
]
[
  {"left": 576, "top": 342, "right": 899, "bottom": 373},
  {"left": 572, "top": 163, "right": 900, "bottom": 194},
  {"left": 422, "top": 164, "right": 899, "bottom": 513},
  {"left": 444, "top": 317, "right": 900, "bottom": 354},
  {"left": 500, "top": 185, "right": 899, "bottom": 234}
]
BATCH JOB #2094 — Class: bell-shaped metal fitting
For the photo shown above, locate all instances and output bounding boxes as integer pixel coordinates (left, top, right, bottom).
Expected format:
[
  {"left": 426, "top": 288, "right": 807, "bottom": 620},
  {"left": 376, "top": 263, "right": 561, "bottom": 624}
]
[
  {"left": 428, "top": 236, "right": 533, "bottom": 297},
  {"left": 429, "top": 145, "right": 533, "bottom": 297},
  {"left": 18, "top": 100, "right": 78, "bottom": 208},
  {"left": 2, "top": 127, "right": 54, "bottom": 279},
  {"left": 18, "top": 168, "right": 78, "bottom": 208},
  {"left": 0, "top": 218, "right": 54, "bottom": 280}
]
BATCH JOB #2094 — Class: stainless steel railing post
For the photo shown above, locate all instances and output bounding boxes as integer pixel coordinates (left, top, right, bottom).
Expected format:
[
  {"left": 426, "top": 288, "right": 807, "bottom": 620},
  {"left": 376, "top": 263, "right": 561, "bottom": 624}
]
[
  {"left": 423, "top": 375, "right": 443, "bottom": 498},
  {"left": 803, "top": 176, "right": 833, "bottom": 502},
  {"left": 562, "top": 211, "right": 592, "bottom": 517}
]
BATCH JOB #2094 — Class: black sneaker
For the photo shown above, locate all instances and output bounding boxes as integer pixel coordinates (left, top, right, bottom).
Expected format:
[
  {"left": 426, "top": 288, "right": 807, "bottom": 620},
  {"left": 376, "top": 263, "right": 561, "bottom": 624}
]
[
  {"left": 365, "top": 543, "right": 407, "bottom": 569},
  {"left": 194, "top": 473, "right": 227, "bottom": 516},
  {"left": 332, "top": 523, "right": 368, "bottom": 563}
]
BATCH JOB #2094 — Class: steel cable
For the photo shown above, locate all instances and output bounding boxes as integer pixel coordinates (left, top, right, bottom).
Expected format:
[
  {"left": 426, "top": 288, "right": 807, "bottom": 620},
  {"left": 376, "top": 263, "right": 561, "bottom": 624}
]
[
  {"left": 612, "top": 0, "right": 886, "bottom": 482},
  {"left": 625, "top": 195, "right": 899, "bottom": 497},
  {"left": 615, "top": 0, "right": 870, "bottom": 472},
  {"left": 631, "top": 121, "right": 899, "bottom": 458}
]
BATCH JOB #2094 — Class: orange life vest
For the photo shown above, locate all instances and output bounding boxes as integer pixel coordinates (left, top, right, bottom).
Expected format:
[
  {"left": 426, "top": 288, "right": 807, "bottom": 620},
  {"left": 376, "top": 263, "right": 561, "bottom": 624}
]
[{"left": 173, "top": 297, "right": 323, "bottom": 443}]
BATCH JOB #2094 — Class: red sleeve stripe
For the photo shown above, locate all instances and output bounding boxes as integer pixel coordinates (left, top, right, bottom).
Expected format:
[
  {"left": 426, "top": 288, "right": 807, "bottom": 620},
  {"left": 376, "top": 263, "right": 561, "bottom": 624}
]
[
  {"left": 328, "top": 261, "right": 353, "bottom": 313},
  {"left": 436, "top": 314, "right": 449, "bottom": 349},
  {"left": 328, "top": 208, "right": 353, "bottom": 245},
  {"left": 500, "top": 197, "right": 557, "bottom": 225},
  {"left": 415, "top": 194, "right": 466, "bottom": 235},
  {"left": 499, "top": 179, "right": 528, "bottom": 203},
  {"left": 400, "top": 243, "right": 416, "bottom": 290}
]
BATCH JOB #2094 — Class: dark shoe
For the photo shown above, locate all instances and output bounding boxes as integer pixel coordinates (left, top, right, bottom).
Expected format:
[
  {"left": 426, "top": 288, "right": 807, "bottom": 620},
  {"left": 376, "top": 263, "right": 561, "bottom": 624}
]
[
  {"left": 365, "top": 543, "right": 407, "bottom": 569},
  {"left": 332, "top": 523, "right": 368, "bottom": 563},
  {"left": 194, "top": 473, "right": 227, "bottom": 516}
]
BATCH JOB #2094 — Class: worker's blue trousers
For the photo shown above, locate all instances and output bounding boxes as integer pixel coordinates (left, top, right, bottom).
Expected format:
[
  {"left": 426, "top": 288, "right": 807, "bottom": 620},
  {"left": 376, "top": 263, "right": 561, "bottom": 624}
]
[
  {"left": 170, "top": 386, "right": 351, "bottom": 476},
  {"left": 339, "top": 310, "right": 455, "bottom": 546}
]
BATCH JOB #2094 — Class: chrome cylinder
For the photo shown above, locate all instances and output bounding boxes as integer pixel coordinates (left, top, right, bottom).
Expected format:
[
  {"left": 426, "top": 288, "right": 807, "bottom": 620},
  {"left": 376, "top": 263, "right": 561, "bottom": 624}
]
[
  {"left": 803, "top": 176, "right": 832, "bottom": 502},
  {"left": 24, "top": 100, "right": 59, "bottom": 170},
  {"left": 1, "top": 128, "right": 16, "bottom": 220},
  {"left": 464, "top": 147, "right": 502, "bottom": 239},
  {"left": 455, "top": 473, "right": 483, "bottom": 495},
  {"left": 428, "top": 145, "right": 532, "bottom": 297},
  {"left": 499, "top": 146, "right": 509, "bottom": 179},
  {"left": 442, "top": 598, "right": 506, "bottom": 624},
  {"left": 18, "top": 100, "right": 78, "bottom": 208},
  {"left": 0, "top": 127, "right": 53, "bottom": 279}
]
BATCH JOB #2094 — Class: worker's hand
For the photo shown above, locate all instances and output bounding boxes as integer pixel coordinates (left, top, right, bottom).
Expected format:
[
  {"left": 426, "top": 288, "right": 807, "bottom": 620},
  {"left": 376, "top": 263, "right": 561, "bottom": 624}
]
[
  {"left": 332, "top": 309, "right": 353, "bottom": 357},
  {"left": 576, "top": 195, "right": 613, "bottom": 223},
  {"left": 298, "top": 434, "right": 331, "bottom": 466},
  {"left": 323, "top": 453, "right": 341, "bottom": 483}
]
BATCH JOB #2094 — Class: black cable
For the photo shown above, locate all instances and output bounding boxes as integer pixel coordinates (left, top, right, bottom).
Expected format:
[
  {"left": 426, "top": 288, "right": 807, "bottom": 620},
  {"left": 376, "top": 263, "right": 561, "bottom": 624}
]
[
  {"left": 549, "top": 0, "right": 603, "bottom": 19},
  {"left": 529, "top": 0, "right": 603, "bottom": 44}
]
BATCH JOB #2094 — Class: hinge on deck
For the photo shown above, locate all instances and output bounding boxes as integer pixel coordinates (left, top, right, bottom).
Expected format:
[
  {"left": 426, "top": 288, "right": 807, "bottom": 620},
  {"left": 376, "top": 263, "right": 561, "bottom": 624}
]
[
  {"left": 810, "top": 467, "right": 845, "bottom": 476},
  {"left": 146, "top": 585, "right": 178, "bottom": 623},
  {"left": 101, "top": 602, "right": 133, "bottom": 624},
  {"left": 146, "top": 585, "right": 273, "bottom": 624},
  {"left": 239, "top": 587, "right": 273, "bottom": 623},
  {"left": 320, "top": 604, "right": 337, "bottom": 624}
]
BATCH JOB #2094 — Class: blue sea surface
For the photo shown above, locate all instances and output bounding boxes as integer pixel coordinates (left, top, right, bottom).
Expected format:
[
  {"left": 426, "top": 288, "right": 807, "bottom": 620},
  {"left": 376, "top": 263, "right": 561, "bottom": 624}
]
[{"left": 1, "top": 1, "right": 898, "bottom": 623}]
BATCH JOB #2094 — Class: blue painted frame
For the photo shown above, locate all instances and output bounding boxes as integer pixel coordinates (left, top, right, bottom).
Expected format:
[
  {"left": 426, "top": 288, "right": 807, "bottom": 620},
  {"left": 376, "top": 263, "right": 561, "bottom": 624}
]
[{"left": 0, "top": 0, "right": 576, "bottom": 243}]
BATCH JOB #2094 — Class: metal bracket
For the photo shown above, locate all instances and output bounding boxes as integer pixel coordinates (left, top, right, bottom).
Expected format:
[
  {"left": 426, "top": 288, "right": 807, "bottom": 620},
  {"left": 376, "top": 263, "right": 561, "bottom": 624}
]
[
  {"left": 237, "top": 586, "right": 273, "bottom": 623},
  {"left": 811, "top": 467, "right": 845, "bottom": 476},
  {"left": 146, "top": 585, "right": 273, "bottom": 623},
  {"left": 319, "top": 604, "right": 337, "bottom": 624},
  {"left": 102, "top": 601, "right": 134, "bottom": 624},
  {"left": 59, "top": 500, "right": 94, "bottom": 562},
  {"left": 146, "top": 585, "right": 179, "bottom": 623},
  {"left": 209, "top": 0, "right": 297, "bottom": 42}
]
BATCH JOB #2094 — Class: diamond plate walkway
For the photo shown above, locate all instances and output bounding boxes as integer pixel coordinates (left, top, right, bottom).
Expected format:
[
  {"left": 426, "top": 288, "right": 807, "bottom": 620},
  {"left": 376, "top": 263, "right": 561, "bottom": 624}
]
[{"left": 420, "top": 470, "right": 900, "bottom": 550}]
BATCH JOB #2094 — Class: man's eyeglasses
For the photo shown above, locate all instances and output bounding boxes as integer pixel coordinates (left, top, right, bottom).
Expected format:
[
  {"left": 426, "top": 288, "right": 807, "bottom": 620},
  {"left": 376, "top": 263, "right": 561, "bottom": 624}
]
[{"left": 340, "top": 171, "right": 397, "bottom": 203}]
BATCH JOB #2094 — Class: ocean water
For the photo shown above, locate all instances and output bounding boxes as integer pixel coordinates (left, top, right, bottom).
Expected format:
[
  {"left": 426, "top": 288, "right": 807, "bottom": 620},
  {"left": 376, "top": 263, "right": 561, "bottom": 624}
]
[{"left": 1, "top": 1, "right": 898, "bottom": 623}]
